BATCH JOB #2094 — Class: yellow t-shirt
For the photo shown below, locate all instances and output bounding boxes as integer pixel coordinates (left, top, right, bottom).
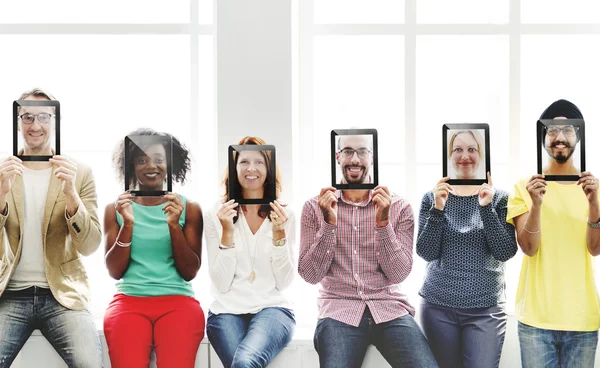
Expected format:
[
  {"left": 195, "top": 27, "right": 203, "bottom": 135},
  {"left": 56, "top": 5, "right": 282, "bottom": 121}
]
[{"left": 507, "top": 179, "right": 600, "bottom": 331}]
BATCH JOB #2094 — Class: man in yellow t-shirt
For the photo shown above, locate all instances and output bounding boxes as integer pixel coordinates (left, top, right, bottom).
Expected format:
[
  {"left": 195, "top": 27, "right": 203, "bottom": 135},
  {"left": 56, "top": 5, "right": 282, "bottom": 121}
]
[{"left": 507, "top": 99, "right": 600, "bottom": 368}]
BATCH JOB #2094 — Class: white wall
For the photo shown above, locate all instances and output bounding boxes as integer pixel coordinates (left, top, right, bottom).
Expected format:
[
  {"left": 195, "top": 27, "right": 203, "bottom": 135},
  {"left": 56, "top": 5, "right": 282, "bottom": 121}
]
[{"left": 217, "top": 0, "right": 294, "bottom": 202}]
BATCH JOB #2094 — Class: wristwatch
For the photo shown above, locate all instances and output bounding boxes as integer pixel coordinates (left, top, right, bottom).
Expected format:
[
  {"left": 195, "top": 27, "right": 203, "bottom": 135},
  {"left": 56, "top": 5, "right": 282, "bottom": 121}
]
[
  {"left": 272, "top": 238, "right": 287, "bottom": 247},
  {"left": 588, "top": 219, "right": 600, "bottom": 228}
]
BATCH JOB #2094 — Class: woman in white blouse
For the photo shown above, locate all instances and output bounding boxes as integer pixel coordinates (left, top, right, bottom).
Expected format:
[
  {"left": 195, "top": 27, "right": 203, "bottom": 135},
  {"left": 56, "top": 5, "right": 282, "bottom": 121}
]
[{"left": 204, "top": 136, "right": 296, "bottom": 368}]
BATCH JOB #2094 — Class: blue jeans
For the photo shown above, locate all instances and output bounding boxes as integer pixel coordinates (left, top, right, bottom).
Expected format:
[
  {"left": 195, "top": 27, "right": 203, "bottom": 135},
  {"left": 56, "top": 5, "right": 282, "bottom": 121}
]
[
  {"left": 314, "top": 307, "right": 439, "bottom": 368},
  {"left": 206, "top": 307, "right": 295, "bottom": 368},
  {"left": 0, "top": 287, "right": 103, "bottom": 368},
  {"left": 518, "top": 321, "right": 598, "bottom": 368},
  {"left": 420, "top": 300, "right": 507, "bottom": 368}
]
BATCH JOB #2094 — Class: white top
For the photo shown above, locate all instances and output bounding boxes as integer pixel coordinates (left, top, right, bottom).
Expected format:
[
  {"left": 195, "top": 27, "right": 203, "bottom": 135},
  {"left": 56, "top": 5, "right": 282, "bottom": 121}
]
[
  {"left": 204, "top": 200, "right": 296, "bottom": 314},
  {"left": 8, "top": 167, "right": 52, "bottom": 290}
]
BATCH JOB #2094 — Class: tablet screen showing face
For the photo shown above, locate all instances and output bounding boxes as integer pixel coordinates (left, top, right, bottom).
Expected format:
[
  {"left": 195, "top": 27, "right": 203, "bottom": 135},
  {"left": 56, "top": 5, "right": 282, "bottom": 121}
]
[
  {"left": 443, "top": 124, "right": 490, "bottom": 185},
  {"left": 331, "top": 129, "right": 378, "bottom": 190},
  {"left": 228, "top": 145, "right": 276, "bottom": 205},
  {"left": 124, "top": 134, "right": 173, "bottom": 196},
  {"left": 537, "top": 118, "right": 585, "bottom": 181},
  {"left": 14, "top": 100, "right": 60, "bottom": 161}
]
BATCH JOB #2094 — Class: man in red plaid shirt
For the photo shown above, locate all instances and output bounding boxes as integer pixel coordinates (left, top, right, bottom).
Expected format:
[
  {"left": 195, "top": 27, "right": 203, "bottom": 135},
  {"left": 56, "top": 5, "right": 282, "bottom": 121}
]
[{"left": 299, "top": 134, "right": 437, "bottom": 367}]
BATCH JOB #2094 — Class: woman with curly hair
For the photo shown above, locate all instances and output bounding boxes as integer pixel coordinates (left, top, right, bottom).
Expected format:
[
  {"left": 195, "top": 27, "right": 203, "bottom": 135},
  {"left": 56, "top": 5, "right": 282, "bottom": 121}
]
[
  {"left": 103, "top": 128, "right": 205, "bottom": 368},
  {"left": 204, "top": 136, "right": 296, "bottom": 368}
]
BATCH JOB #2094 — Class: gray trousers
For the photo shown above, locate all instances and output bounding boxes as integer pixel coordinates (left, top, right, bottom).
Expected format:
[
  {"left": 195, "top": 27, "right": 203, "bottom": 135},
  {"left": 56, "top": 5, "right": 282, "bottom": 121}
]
[{"left": 419, "top": 300, "right": 507, "bottom": 368}]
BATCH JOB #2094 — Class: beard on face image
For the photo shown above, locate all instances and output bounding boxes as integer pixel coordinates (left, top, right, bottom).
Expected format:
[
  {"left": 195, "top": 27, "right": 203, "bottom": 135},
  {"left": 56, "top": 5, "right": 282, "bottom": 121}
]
[
  {"left": 546, "top": 140, "right": 575, "bottom": 164},
  {"left": 342, "top": 163, "right": 370, "bottom": 184}
]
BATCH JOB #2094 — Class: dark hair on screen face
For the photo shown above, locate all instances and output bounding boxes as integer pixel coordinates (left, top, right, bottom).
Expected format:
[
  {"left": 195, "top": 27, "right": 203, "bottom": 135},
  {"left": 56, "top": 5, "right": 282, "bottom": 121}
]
[
  {"left": 222, "top": 136, "right": 282, "bottom": 224},
  {"left": 112, "top": 128, "right": 191, "bottom": 186},
  {"left": 539, "top": 99, "right": 584, "bottom": 143}
]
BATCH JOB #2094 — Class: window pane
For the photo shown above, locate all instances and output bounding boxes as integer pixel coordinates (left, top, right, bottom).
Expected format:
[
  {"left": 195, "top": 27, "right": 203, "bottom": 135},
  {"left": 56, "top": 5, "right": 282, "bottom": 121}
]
[
  {"left": 521, "top": 36, "right": 600, "bottom": 179},
  {"left": 490, "top": 163, "right": 510, "bottom": 195},
  {"left": 291, "top": 278, "right": 320, "bottom": 330},
  {"left": 410, "top": 164, "right": 443, "bottom": 311},
  {"left": 417, "top": 0, "right": 508, "bottom": 24},
  {"left": 416, "top": 36, "right": 509, "bottom": 167},
  {"left": 415, "top": 164, "right": 442, "bottom": 203},
  {"left": 522, "top": 0, "right": 600, "bottom": 24},
  {"left": 199, "top": 0, "right": 214, "bottom": 24},
  {"left": 486, "top": 165, "right": 518, "bottom": 314},
  {"left": 313, "top": 35, "right": 405, "bottom": 179},
  {"left": 314, "top": 0, "right": 404, "bottom": 24},
  {"left": 189, "top": 35, "right": 217, "bottom": 324},
  {"left": 504, "top": 254, "right": 522, "bottom": 315},
  {"left": 0, "top": 35, "right": 190, "bottom": 154},
  {"left": 0, "top": 0, "right": 189, "bottom": 23},
  {"left": 0, "top": 35, "right": 219, "bottom": 319},
  {"left": 196, "top": 36, "right": 218, "bottom": 206}
]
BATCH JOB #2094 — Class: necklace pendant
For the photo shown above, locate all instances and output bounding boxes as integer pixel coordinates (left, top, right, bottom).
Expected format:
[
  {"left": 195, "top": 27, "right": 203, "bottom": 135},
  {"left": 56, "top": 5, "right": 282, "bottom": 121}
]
[{"left": 249, "top": 271, "right": 256, "bottom": 283}]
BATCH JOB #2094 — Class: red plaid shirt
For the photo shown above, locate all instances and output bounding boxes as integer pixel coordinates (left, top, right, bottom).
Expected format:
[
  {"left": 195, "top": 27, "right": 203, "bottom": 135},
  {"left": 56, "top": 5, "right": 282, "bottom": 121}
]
[{"left": 299, "top": 190, "right": 415, "bottom": 327}]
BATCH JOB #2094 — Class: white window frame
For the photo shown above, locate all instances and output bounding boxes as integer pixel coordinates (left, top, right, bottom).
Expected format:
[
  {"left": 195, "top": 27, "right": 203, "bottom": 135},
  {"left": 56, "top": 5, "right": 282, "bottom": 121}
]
[
  {"left": 0, "top": 1, "right": 217, "bottom": 319},
  {"left": 297, "top": 0, "right": 600, "bottom": 315}
]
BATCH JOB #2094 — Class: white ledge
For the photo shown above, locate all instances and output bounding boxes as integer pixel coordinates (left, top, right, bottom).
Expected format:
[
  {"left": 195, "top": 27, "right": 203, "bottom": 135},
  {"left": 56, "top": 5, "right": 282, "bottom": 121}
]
[{"left": 10, "top": 316, "right": 600, "bottom": 367}]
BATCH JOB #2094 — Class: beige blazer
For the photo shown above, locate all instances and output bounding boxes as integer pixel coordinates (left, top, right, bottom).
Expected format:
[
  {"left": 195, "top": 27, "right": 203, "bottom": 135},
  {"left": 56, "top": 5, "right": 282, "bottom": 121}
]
[{"left": 0, "top": 161, "right": 101, "bottom": 310}]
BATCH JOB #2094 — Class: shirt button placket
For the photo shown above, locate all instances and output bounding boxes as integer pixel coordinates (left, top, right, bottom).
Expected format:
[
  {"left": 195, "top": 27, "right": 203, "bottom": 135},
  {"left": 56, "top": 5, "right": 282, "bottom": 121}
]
[{"left": 352, "top": 205, "right": 363, "bottom": 300}]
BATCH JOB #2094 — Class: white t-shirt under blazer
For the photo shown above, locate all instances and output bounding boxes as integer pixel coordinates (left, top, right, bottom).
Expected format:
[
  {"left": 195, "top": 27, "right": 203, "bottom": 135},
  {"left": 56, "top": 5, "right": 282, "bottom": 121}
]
[{"left": 8, "top": 167, "right": 52, "bottom": 290}]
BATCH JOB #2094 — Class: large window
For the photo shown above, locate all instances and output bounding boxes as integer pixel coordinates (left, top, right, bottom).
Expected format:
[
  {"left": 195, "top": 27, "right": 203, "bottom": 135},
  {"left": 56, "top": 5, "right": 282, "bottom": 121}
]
[
  {"left": 297, "top": 0, "right": 600, "bottom": 330},
  {"left": 4, "top": 0, "right": 600, "bottom": 337},
  {"left": 0, "top": 1, "right": 216, "bottom": 319}
]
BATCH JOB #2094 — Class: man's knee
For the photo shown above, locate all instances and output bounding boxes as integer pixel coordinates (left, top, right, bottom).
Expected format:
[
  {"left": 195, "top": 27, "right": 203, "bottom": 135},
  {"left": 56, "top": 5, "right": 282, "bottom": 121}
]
[
  {"left": 59, "top": 327, "right": 103, "bottom": 368},
  {"left": 67, "top": 347, "right": 104, "bottom": 368},
  {"left": 231, "top": 348, "right": 268, "bottom": 368}
]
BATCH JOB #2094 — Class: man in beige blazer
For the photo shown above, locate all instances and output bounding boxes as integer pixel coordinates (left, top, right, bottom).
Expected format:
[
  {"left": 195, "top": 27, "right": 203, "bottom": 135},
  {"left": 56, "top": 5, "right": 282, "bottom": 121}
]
[{"left": 0, "top": 89, "right": 103, "bottom": 368}]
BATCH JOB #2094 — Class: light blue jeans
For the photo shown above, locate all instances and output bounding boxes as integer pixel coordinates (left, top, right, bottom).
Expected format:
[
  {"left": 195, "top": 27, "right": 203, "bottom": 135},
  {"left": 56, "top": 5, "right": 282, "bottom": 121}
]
[
  {"left": 518, "top": 321, "right": 598, "bottom": 368},
  {"left": 206, "top": 307, "right": 295, "bottom": 368},
  {"left": 0, "top": 286, "right": 103, "bottom": 368}
]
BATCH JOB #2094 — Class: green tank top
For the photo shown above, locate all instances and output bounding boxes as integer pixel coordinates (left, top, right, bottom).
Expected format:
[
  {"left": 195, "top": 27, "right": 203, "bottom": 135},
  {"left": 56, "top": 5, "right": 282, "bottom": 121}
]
[{"left": 116, "top": 195, "right": 194, "bottom": 297}]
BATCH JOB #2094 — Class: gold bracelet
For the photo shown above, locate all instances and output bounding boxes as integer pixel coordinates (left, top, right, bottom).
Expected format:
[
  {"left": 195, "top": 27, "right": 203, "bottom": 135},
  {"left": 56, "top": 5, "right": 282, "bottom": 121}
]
[{"left": 523, "top": 224, "right": 540, "bottom": 234}]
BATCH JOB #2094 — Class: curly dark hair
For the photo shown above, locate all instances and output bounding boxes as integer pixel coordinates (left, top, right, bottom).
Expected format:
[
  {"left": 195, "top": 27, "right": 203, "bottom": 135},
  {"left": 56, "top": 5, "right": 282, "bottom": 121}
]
[{"left": 112, "top": 128, "right": 191, "bottom": 186}]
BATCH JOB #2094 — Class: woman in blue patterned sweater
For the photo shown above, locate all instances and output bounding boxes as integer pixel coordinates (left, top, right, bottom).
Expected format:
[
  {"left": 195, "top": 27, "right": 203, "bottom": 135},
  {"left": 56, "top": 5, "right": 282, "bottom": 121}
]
[{"left": 416, "top": 131, "right": 517, "bottom": 368}]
